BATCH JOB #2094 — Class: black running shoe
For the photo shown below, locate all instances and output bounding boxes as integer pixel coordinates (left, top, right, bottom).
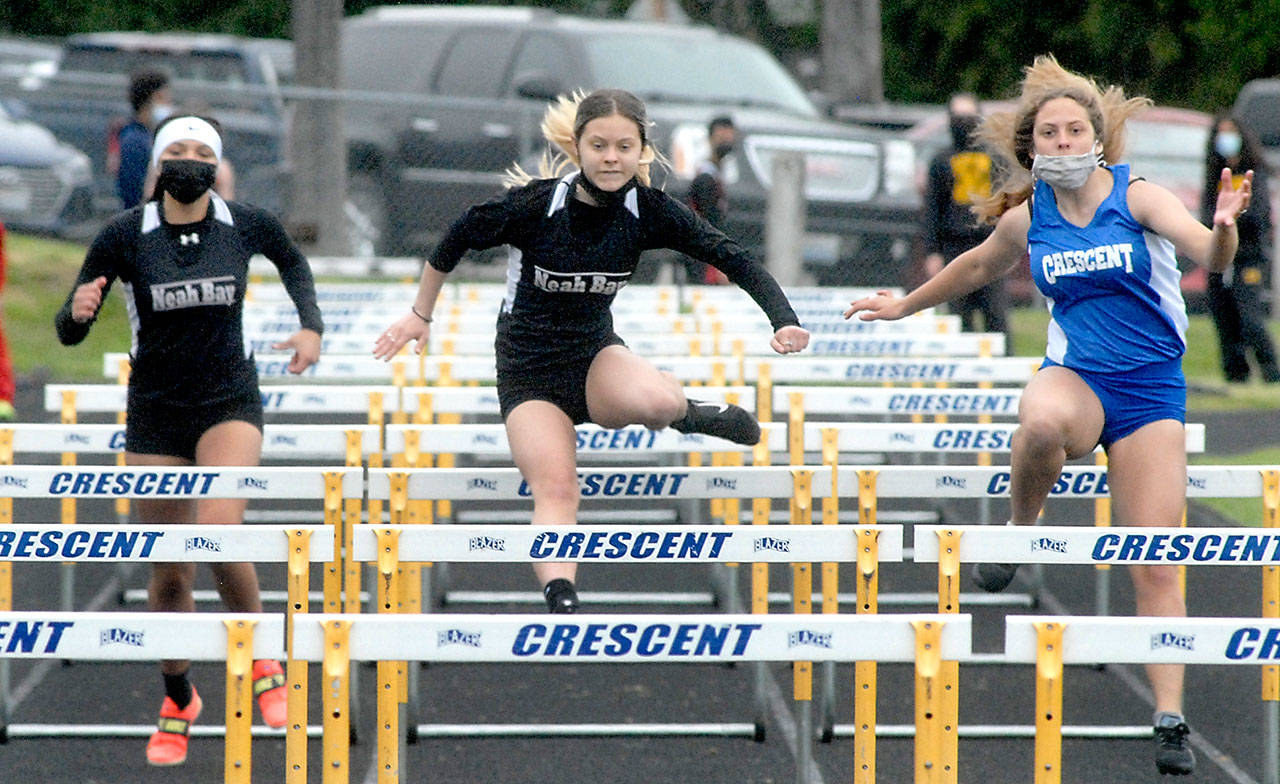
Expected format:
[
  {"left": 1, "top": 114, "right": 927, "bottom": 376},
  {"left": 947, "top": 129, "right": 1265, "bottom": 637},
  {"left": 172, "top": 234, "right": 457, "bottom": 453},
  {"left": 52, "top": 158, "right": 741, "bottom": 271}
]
[
  {"left": 670, "top": 399, "right": 761, "bottom": 446},
  {"left": 1154, "top": 713, "right": 1195, "bottom": 775},
  {"left": 971, "top": 562, "right": 1019, "bottom": 593},
  {"left": 543, "top": 578, "right": 579, "bottom": 614}
]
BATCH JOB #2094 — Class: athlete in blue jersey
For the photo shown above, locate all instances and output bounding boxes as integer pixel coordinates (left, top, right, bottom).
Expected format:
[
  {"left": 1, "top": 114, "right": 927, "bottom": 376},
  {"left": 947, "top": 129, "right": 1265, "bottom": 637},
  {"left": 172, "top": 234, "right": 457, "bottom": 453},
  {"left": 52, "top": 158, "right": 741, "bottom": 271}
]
[
  {"left": 374, "top": 89, "right": 810, "bottom": 615},
  {"left": 845, "top": 56, "right": 1251, "bottom": 777}
]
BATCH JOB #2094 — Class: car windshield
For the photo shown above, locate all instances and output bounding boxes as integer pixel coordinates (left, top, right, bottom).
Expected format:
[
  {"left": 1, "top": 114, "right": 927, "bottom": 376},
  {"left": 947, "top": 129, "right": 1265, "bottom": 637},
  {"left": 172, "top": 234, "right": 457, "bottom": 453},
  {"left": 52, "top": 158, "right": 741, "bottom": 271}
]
[
  {"left": 61, "top": 47, "right": 250, "bottom": 86},
  {"left": 582, "top": 33, "right": 816, "bottom": 117}
]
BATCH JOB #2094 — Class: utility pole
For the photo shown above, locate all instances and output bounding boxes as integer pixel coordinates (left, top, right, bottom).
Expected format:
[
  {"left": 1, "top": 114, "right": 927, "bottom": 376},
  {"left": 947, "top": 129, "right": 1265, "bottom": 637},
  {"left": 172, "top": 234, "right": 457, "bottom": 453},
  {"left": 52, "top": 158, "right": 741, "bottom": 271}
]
[
  {"left": 821, "top": 0, "right": 883, "bottom": 104},
  {"left": 289, "top": 0, "right": 347, "bottom": 255}
]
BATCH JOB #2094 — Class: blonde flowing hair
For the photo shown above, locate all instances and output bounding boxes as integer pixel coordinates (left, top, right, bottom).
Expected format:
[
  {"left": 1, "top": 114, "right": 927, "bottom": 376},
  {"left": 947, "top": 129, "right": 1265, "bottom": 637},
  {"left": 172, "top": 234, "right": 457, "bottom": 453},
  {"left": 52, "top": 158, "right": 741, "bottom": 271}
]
[
  {"left": 502, "top": 88, "right": 666, "bottom": 189},
  {"left": 974, "top": 54, "right": 1152, "bottom": 223}
]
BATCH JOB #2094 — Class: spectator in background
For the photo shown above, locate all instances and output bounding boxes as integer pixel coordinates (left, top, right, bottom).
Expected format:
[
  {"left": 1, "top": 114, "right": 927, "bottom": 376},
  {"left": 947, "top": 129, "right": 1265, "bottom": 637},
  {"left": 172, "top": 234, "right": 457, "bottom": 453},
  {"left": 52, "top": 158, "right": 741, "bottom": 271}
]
[
  {"left": 685, "top": 115, "right": 736, "bottom": 284},
  {"left": 1201, "top": 112, "right": 1279, "bottom": 383},
  {"left": 922, "top": 92, "right": 1009, "bottom": 343},
  {"left": 115, "top": 68, "right": 173, "bottom": 209},
  {"left": 0, "top": 221, "right": 13, "bottom": 420}
]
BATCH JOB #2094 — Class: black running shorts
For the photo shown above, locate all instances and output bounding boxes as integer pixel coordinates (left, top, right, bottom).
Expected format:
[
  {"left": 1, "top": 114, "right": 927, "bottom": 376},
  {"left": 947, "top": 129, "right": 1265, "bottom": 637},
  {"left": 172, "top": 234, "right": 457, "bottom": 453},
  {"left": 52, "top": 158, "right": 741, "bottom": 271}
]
[
  {"left": 495, "top": 332, "right": 624, "bottom": 424},
  {"left": 125, "top": 386, "right": 264, "bottom": 460}
]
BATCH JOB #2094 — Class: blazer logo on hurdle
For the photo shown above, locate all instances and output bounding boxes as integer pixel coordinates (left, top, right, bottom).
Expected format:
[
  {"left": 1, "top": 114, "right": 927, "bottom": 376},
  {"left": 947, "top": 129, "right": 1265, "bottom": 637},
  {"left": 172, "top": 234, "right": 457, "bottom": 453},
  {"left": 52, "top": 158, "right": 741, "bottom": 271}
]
[
  {"left": 1151, "top": 632, "right": 1196, "bottom": 652},
  {"left": 468, "top": 478, "right": 498, "bottom": 492},
  {"left": 100, "top": 627, "right": 145, "bottom": 648},
  {"left": 1, "top": 475, "right": 29, "bottom": 489},
  {"left": 706, "top": 477, "right": 737, "bottom": 491},
  {"left": 237, "top": 477, "right": 270, "bottom": 491},
  {"left": 754, "top": 537, "right": 792, "bottom": 554},
  {"left": 936, "top": 475, "right": 967, "bottom": 489},
  {"left": 471, "top": 434, "right": 501, "bottom": 445},
  {"left": 468, "top": 536, "right": 506, "bottom": 552},
  {"left": 1187, "top": 476, "right": 1208, "bottom": 490},
  {"left": 788, "top": 630, "right": 833, "bottom": 650},
  {"left": 1030, "top": 537, "right": 1069, "bottom": 555},
  {"left": 438, "top": 629, "right": 483, "bottom": 648},
  {"left": 63, "top": 433, "right": 92, "bottom": 445},
  {"left": 269, "top": 435, "right": 299, "bottom": 447},
  {"left": 185, "top": 536, "right": 222, "bottom": 554}
]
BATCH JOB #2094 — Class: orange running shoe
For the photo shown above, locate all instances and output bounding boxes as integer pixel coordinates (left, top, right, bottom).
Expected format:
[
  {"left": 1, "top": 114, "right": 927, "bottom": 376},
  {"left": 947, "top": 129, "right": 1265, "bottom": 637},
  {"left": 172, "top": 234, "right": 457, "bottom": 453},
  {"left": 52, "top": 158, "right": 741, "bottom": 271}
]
[
  {"left": 146, "top": 687, "right": 203, "bottom": 766},
  {"left": 253, "top": 659, "right": 288, "bottom": 728}
]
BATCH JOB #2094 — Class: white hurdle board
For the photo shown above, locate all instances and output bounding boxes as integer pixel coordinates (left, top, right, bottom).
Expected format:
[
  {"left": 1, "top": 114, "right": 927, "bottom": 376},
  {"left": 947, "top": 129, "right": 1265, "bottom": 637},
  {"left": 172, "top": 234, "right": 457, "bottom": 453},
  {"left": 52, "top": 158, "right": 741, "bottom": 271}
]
[
  {"left": 0, "top": 612, "right": 284, "bottom": 660},
  {"left": 774, "top": 386, "right": 1023, "bottom": 417},
  {"left": 0, "top": 524, "right": 333, "bottom": 562},
  {"left": 47, "top": 383, "right": 403, "bottom": 416},
  {"left": 384, "top": 422, "right": 785, "bottom": 457},
  {"left": 0, "top": 465, "right": 361, "bottom": 499},
  {"left": 1006, "top": 616, "right": 1280, "bottom": 665},
  {"left": 801, "top": 422, "right": 1206, "bottom": 455},
  {"left": 914, "top": 525, "right": 1280, "bottom": 565},
  {"left": 2, "top": 423, "right": 381, "bottom": 460},
  {"left": 367, "top": 465, "right": 856, "bottom": 502},
  {"left": 292, "top": 612, "right": 970, "bottom": 663},
  {"left": 349, "top": 524, "right": 902, "bottom": 564}
]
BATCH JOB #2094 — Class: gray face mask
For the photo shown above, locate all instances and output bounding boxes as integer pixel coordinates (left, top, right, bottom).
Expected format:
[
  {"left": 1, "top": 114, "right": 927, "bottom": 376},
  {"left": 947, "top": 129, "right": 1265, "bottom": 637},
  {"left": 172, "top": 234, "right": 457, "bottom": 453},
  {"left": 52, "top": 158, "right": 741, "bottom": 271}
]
[{"left": 1031, "top": 149, "right": 1099, "bottom": 190}]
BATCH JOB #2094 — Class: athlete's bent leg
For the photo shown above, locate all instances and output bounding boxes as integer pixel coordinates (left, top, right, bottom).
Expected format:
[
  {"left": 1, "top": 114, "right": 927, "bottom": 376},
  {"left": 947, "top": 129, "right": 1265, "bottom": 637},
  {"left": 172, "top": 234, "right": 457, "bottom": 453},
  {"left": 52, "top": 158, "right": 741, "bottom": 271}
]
[
  {"left": 974, "top": 367, "right": 1103, "bottom": 592},
  {"left": 584, "top": 345, "right": 684, "bottom": 429}
]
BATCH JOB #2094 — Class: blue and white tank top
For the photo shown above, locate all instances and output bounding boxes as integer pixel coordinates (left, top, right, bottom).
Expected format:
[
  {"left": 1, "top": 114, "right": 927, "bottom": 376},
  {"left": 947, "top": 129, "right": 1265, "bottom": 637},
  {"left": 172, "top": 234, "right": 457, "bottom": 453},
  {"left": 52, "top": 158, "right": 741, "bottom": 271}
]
[{"left": 1028, "top": 163, "right": 1187, "bottom": 373}]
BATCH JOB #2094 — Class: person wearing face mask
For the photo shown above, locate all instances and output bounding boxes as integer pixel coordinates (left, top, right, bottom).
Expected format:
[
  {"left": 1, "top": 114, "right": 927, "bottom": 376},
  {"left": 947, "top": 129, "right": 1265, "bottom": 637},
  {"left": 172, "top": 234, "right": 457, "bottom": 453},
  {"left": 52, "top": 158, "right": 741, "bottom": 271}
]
[
  {"left": 846, "top": 56, "right": 1252, "bottom": 777},
  {"left": 684, "top": 115, "right": 737, "bottom": 284},
  {"left": 922, "top": 92, "right": 1009, "bottom": 343},
  {"left": 374, "top": 89, "right": 809, "bottom": 615},
  {"left": 1200, "top": 112, "right": 1279, "bottom": 383},
  {"left": 55, "top": 115, "right": 324, "bottom": 767},
  {"left": 114, "top": 67, "right": 174, "bottom": 209}
]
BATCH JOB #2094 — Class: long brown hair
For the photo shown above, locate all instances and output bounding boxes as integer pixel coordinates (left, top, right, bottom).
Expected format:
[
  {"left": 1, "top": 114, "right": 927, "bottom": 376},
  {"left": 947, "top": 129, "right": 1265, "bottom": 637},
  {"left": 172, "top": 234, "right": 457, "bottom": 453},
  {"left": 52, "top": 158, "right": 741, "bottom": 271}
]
[
  {"left": 974, "top": 55, "right": 1151, "bottom": 224},
  {"left": 503, "top": 88, "right": 665, "bottom": 188}
]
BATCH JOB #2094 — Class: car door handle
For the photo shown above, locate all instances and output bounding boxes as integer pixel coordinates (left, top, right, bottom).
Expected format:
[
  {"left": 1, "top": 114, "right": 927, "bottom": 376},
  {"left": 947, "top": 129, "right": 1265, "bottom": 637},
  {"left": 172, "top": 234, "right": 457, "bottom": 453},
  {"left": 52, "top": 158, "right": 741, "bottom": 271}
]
[
  {"left": 412, "top": 117, "right": 440, "bottom": 133},
  {"left": 482, "top": 122, "right": 513, "bottom": 138}
]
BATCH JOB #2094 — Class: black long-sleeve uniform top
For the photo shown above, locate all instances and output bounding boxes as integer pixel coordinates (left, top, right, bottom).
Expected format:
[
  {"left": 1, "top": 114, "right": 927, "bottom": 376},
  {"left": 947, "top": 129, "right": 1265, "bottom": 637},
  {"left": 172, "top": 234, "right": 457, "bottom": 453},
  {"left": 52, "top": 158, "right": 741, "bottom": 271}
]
[
  {"left": 431, "top": 173, "right": 800, "bottom": 366},
  {"left": 55, "top": 195, "right": 323, "bottom": 405}
]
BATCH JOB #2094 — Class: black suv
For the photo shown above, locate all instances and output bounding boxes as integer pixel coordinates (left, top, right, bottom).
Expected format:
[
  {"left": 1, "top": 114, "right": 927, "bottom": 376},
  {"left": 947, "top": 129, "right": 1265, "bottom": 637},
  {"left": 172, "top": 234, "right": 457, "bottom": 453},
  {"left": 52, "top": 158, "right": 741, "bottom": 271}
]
[{"left": 340, "top": 5, "right": 921, "bottom": 284}]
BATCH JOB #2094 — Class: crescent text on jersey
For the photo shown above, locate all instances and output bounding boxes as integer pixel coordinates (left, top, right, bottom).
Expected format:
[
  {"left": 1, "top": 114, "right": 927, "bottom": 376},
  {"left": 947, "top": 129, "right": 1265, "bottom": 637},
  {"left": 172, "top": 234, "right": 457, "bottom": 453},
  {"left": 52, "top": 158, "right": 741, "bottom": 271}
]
[{"left": 1038, "top": 242, "right": 1134, "bottom": 285}]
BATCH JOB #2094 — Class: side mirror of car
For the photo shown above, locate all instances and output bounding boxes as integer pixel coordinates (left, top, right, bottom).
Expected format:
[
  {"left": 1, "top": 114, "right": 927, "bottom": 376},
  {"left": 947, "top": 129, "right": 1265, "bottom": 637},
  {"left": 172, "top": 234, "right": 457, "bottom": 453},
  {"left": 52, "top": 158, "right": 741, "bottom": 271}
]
[{"left": 514, "top": 73, "right": 563, "bottom": 102}]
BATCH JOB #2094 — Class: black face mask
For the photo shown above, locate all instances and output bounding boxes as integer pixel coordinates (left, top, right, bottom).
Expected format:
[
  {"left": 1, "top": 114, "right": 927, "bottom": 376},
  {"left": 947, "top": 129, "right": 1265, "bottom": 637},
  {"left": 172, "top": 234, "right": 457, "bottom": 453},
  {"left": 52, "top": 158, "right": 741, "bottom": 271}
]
[
  {"left": 712, "top": 142, "right": 735, "bottom": 160},
  {"left": 577, "top": 172, "right": 636, "bottom": 208},
  {"left": 157, "top": 159, "right": 217, "bottom": 204}
]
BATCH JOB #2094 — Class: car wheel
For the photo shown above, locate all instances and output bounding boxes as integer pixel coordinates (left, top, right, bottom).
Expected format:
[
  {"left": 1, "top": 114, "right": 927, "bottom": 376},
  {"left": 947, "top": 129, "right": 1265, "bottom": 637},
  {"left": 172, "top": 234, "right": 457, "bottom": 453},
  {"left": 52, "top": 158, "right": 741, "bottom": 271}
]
[{"left": 345, "top": 172, "right": 389, "bottom": 257}]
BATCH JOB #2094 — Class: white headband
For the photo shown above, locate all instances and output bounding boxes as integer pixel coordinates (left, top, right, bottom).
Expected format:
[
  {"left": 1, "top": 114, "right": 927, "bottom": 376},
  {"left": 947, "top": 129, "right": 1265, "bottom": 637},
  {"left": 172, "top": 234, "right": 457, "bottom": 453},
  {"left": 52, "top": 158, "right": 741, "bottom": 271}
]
[{"left": 150, "top": 116, "right": 223, "bottom": 167}]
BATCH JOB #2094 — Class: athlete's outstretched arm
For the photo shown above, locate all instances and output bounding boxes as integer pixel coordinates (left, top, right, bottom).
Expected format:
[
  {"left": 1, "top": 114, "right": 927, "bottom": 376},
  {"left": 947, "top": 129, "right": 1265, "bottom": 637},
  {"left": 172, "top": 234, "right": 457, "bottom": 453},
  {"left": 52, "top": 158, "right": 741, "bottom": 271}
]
[
  {"left": 373, "top": 264, "right": 446, "bottom": 360},
  {"left": 1130, "top": 171, "right": 1249, "bottom": 273},
  {"left": 845, "top": 202, "right": 1029, "bottom": 322}
]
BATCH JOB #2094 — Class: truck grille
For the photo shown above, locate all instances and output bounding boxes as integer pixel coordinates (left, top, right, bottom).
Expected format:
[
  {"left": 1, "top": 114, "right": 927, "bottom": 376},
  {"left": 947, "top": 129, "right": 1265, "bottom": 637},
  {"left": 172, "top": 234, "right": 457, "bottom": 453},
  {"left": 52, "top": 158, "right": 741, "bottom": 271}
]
[
  {"left": 0, "top": 165, "right": 68, "bottom": 222},
  {"left": 742, "top": 135, "right": 880, "bottom": 202}
]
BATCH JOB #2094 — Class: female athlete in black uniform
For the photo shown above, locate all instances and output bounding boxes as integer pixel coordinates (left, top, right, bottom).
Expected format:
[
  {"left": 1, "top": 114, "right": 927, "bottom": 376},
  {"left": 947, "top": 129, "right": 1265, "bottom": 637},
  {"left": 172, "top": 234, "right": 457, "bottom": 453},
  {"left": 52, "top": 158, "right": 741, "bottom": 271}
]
[
  {"left": 55, "top": 115, "right": 324, "bottom": 766},
  {"left": 374, "top": 89, "right": 809, "bottom": 614}
]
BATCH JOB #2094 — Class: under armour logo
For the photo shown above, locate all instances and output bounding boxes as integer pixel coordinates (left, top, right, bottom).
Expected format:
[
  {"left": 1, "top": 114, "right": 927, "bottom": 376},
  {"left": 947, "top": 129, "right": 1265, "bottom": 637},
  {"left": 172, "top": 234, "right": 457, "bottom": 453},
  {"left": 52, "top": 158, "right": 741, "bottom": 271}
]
[{"left": 179, "top": 233, "right": 199, "bottom": 246}]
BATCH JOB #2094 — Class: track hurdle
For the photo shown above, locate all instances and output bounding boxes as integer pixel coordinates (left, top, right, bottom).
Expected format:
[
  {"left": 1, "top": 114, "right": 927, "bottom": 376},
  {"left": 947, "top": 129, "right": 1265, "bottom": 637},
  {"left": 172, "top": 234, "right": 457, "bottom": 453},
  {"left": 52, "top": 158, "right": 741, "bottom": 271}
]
[
  {"left": 1006, "top": 615, "right": 1280, "bottom": 784},
  {"left": 292, "top": 610, "right": 970, "bottom": 784},
  {"left": 916, "top": 518, "right": 1280, "bottom": 782},
  {"left": 0, "top": 611, "right": 284, "bottom": 783},
  {"left": 0, "top": 523, "right": 334, "bottom": 773},
  {"left": 361, "top": 468, "right": 893, "bottom": 770}
]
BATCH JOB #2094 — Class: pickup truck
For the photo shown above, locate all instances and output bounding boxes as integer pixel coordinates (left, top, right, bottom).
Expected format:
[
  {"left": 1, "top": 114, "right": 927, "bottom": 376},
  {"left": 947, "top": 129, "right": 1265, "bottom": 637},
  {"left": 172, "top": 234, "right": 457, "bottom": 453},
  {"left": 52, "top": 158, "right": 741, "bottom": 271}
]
[
  {"left": 7, "top": 31, "right": 291, "bottom": 218},
  {"left": 339, "top": 5, "right": 922, "bottom": 285}
]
